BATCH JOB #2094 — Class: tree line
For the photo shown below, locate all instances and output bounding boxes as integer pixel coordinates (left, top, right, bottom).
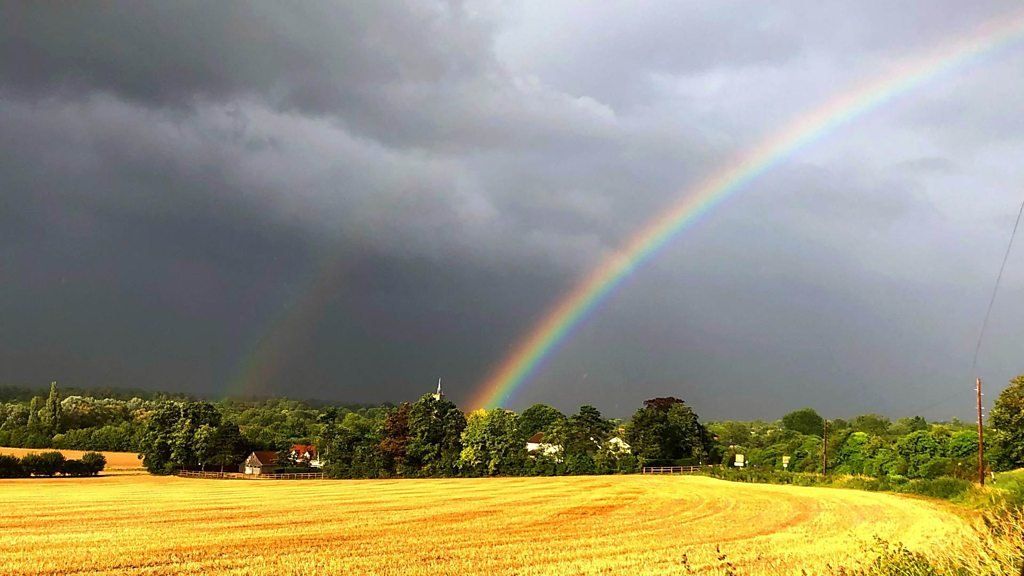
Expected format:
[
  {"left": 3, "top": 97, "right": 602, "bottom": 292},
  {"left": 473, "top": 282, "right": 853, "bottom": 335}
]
[
  {"left": 4, "top": 377, "right": 1024, "bottom": 479},
  {"left": 0, "top": 451, "right": 106, "bottom": 478},
  {"left": 137, "top": 394, "right": 711, "bottom": 477},
  {"left": 709, "top": 375, "right": 1024, "bottom": 480},
  {"left": 0, "top": 382, "right": 378, "bottom": 455}
]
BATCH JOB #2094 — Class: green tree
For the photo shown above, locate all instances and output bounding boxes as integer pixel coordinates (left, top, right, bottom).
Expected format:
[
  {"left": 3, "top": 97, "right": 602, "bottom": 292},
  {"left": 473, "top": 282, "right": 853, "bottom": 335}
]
[
  {"left": 947, "top": 429, "right": 978, "bottom": 460},
  {"left": 895, "top": 430, "right": 942, "bottom": 478},
  {"left": 459, "top": 409, "right": 525, "bottom": 475},
  {"left": 626, "top": 397, "right": 710, "bottom": 464},
  {"left": 835, "top": 431, "right": 870, "bottom": 475},
  {"left": 41, "top": 381, "right": 63, "bottom": 434},
  {"left": 708, "top": 421, "right": 751, "bottom": 447},
  {"left": 991, "top": 374, "right": 1024, "bottom": 470},
  {"left": 563, "top": 452, "right": 597, "bottom": 475},
  {"left": 379, "top": 403, "right": 412, "bottom": 475},
  {"left": 2, "top": 404, "right": 29, "bottom": 430},
  {"left": 324, "top": 412, "right": 385, "bottom": 478},
  {"left": 519, "top": 404, "right": 565, "bottom": 438},
  {"left": 139, "top": 401, "right": 221, "bottom": 473},
  {"left": 193, "top": 424, "right": 218, "bottom": 471},
  {"left": 169, "top": 402, "right": 221, "bottom": 469},
  {"left": 851, "top": 414, "right": 891, "bottom": 436},
  {"left": 787, "top": 435, "right": 822, "bottom": 472},
  {"left": 407, "top": 394, "right": 467, "bottom": 476},
  {"left": 27, "top": 396, "right": 43, "bottom": 432},
  {"left": 781, "top": 408, "right": 824, "bottom": 437},
  {"left": 557, "top": 405, "right": 613, "bottom": 456},
  {"left": 891, "top": 416, "right": 929, "bottom": 436},
  {"left": 210, "top": 423, "right": 247, "bottom": 473},
  {"left": 193, "top": 421, "right": 246, "bottom": 472}
]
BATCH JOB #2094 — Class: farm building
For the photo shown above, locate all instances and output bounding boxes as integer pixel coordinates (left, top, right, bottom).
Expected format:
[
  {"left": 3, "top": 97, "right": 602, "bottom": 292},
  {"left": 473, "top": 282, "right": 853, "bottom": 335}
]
[
  {"left": 290, "top": 444, "right": 322, "bottom": 468},
  {"left": 241, "top": 451, "right": 279, "bottom": 475}
]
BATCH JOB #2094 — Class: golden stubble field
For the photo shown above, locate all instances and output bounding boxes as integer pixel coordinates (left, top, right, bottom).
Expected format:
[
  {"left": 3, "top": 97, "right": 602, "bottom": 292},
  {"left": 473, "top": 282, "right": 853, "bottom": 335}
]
[{"left": 0, "top": 474, "right": 973, "bottom": 575}]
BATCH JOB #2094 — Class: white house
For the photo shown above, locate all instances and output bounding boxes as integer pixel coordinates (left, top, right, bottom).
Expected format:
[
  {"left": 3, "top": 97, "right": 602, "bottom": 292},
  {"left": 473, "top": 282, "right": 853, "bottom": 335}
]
[
  {"left": 606, "top": 436, "right": 632, "bottom": 454},
  {"left": 525, "top": 432, "right": 563, "bottom": 459}
]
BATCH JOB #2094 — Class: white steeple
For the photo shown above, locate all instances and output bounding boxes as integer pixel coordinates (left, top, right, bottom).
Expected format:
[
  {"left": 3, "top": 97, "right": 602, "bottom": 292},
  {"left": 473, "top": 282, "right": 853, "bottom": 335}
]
[{"left": 432, "top": 377, "right": 443, "bottom": 400}]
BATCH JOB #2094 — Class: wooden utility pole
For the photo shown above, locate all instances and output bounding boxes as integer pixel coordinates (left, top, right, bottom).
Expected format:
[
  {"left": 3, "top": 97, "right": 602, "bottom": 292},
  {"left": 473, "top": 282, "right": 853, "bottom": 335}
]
[
  {"left": 822, "top": 419, "right": 828, "bottom": 476},
  {"left": 977, "top": 377, "right": 985, "bottom": 486}
]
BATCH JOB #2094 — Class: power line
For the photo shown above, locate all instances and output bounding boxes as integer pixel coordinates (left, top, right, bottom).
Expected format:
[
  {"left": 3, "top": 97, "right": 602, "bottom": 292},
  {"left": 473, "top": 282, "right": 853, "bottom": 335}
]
[
  {"left": 971, "top": 197, "right": 1024, "bottom": 373},
  {"left": 897, "top": 197, "right": 1024, "bottom": 420}
]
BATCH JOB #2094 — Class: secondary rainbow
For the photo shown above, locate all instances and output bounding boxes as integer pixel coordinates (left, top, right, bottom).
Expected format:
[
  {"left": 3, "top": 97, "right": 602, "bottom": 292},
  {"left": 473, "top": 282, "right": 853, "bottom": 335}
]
[{"left": 470, "top": 13, "right": 1024, "bottom": 409}]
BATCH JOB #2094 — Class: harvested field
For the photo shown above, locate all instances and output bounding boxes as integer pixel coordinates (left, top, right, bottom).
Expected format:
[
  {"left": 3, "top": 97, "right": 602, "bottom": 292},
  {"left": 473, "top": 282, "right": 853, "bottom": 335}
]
[{"left": 0, "top": 474, "right": 972, "bottom": 575}]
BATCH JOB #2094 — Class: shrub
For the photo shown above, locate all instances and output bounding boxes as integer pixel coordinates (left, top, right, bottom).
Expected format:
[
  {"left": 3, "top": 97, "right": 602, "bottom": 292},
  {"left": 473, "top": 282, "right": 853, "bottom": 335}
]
[
  {"left": 81, "top": 452, "right": 106, "bottom": 475},
  {"left": 21, "top": 451, "right": 66, "bottom": 476},
  {"left": 524, "top": 455, "right": 560, "bottom": 476},
  {"left": 836, "top": 476, "right": 889, "bottom": 492},
  {"left": 0, "top": 454, "right": 27, "bottom": 478},
  {"left": 885, "top": 474, "right": 908, "bottom": 486},
  {"left": 563, "top": 453, "right": 597, "bottom": 475},
  {"left": 920, "top": 457, "right": 953, "bottom": 480},
  {"left": 61, "top": 459, "right": 92, "bottom": 477},
  {"left": 899, "top": 477, "right": 971, "bottom": 500}
]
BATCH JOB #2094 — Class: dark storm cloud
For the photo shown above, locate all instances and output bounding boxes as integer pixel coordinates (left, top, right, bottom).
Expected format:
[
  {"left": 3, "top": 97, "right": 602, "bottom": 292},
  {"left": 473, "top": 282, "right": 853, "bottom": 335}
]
[
  {"left": 1, "top": 2, "right": 487, "bottom": 113},
  {"left": 2, "top": 1, "right": 1024, "bottom": 418}
]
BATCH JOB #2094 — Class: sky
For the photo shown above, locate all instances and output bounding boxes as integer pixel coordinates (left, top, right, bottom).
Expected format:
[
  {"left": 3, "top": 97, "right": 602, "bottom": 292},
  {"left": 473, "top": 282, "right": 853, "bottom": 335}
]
[{"left": 2, "top": 1, "right": 1024, "bottom": 420}]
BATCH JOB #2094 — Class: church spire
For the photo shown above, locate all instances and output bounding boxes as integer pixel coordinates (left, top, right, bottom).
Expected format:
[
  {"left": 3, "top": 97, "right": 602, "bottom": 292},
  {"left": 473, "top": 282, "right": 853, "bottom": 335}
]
[{"left": 433, "top": 377, "right": 443, "bottom": 400}]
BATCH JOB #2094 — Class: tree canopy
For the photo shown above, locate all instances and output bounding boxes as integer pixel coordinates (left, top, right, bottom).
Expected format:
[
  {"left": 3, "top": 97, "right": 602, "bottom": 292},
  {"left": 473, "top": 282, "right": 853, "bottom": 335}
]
[
  {"left": 992, "top": 375, "right": 1024, "bottom": 471},
  {"left": 626, "top": 397, "right": 710, "bottom": 465},
  {"left": 782, "top": 408, "right": 824, "bottom": 437},
  {"left": 518, "top": 404, "right": 565, "bottom": 438}
]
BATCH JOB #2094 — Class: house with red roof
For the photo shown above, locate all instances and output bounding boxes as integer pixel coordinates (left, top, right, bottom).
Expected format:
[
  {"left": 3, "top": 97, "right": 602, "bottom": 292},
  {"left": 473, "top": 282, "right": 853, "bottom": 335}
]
[{"left": 290, "top": 444, "right": 322, "bottom": 468}]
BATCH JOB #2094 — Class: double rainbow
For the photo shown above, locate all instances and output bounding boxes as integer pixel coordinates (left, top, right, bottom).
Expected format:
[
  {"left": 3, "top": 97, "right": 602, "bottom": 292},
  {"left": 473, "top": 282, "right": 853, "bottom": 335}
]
[{"left": 470, "top": 12, "right": 1024, "bottom": 409}]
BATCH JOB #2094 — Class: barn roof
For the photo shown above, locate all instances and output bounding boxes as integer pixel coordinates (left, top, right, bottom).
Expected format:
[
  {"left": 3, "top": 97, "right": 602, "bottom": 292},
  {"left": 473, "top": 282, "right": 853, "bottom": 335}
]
[
  {"left": 249, "top": 451, "right": 278, "bottom": 466},
  {"left": 527, "top": 432, "right": 545, "bottom": 444}
]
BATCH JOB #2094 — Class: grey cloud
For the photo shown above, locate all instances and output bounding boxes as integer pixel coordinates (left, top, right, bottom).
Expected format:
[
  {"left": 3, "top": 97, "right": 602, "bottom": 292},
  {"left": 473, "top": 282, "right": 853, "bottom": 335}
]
[
  {"left": 1, "top": 2, "right": 488, "bottom": 110},
  {"left": 2, "top": 1, "right": 1024, "bottom": 418}
]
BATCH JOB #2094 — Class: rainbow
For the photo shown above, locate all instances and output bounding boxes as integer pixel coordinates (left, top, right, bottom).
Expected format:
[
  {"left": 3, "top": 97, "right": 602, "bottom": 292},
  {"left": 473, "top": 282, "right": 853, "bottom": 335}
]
[
  {"left": 470, "top": 12, "right": 1024, "bottom": 410},
  {"left": 227, "top": 253, "right": 353, "bottom": 398}
]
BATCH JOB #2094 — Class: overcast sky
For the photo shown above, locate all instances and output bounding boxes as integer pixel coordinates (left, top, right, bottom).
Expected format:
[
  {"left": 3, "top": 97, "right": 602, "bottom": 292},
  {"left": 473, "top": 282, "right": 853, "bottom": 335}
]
[{"left": 3, "top": 1, "right": 1024, "bottom": 420}]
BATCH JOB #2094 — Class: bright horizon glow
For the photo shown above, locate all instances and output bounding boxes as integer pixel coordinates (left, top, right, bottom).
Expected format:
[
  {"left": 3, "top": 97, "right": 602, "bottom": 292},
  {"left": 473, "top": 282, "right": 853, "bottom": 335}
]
[{"left": 469, "top": 12, "right": 1024, "bottom": 410}]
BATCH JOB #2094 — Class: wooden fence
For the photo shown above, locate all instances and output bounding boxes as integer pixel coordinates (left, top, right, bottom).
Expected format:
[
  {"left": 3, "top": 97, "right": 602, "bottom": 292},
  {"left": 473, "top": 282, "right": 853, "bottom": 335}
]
[
  {"left": 177, "top": 470, "right": 324, "bottom": 480},
  {"left": 641, "top": 465, "right": 703, "bottom": 475}
]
